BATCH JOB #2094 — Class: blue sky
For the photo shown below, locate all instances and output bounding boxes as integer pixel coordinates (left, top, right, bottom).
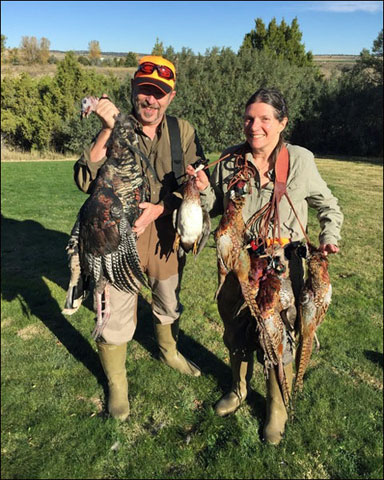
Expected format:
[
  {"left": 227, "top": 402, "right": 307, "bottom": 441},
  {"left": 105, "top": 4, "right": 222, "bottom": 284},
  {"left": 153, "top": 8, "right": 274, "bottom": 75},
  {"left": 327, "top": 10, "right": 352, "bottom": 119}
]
[{"left": 1, "top": 1, "right": 383, "bottom": 55}]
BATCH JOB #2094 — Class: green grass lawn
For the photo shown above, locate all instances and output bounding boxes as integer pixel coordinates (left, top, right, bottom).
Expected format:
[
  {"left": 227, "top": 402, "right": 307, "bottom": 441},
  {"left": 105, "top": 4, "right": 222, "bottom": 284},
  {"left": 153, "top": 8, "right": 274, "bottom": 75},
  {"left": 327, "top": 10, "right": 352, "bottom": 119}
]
[{"left": 1, "top": 156, "right": 383, "bottom": 479}]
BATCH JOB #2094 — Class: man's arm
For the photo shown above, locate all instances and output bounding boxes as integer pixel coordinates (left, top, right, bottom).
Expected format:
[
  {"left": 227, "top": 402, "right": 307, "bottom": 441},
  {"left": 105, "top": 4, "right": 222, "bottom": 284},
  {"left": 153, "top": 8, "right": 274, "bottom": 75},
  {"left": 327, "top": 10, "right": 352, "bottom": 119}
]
[
  {"left": 73, "top": 95, "right": 120, "bottom": 193},
  {"left": 89, "top": 95, "right": 119, "bottom": 163}
]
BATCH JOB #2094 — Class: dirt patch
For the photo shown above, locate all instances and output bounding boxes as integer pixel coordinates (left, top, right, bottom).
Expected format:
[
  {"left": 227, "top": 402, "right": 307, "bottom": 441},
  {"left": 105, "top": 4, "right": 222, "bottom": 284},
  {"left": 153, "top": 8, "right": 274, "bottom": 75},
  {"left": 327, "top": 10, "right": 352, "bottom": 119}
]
[{"left": 17, "top": 323, "right": 49, "bottom": 340}]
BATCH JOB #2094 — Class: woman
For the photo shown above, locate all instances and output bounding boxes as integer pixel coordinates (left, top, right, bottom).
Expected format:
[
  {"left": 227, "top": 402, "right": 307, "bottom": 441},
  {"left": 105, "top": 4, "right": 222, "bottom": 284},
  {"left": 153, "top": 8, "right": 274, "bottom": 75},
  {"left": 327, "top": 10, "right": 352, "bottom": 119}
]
[{"left": 186, "top": 88, "right": 343, "bottom": 445}]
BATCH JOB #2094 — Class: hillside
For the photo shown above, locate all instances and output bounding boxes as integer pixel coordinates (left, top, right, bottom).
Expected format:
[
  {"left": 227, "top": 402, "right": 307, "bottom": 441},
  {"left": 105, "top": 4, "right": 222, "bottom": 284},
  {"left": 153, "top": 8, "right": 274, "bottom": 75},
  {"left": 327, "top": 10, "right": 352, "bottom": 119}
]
[{"left": 313, "top": 54, "right": 358, "bottom": 78}]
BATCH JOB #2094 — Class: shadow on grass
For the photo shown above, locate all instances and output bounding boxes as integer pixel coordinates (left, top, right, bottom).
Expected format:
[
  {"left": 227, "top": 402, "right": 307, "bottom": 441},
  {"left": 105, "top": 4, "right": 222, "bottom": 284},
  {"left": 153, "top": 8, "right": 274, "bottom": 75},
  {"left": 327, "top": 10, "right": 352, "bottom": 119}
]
[
  {"left": 1, "top": 215, "right": 107, "bottom": 392},
  {"left": 2, "top": 215, "right": 268, "bottom": 433},
  {"left": 134, "top": 294, "right": 266, "bottom": 430},
  {"left": 2, "top": 215, "right": 255, "bottom": 407},
  {"left": 134, "top": 292, "right": 235, "bottom": 391},
  {"left": 364, "top": 350, "right": 383, "bottom": 368}
]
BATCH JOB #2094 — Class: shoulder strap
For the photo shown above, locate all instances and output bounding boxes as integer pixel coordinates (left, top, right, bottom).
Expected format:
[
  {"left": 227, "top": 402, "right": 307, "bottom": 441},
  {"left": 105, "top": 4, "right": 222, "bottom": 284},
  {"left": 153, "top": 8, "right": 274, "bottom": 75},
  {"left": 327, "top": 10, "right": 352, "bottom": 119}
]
[
  {"left": 273, "top": 144, "right": 311, "bottom": 245},
  {"left": 166, "top": 115, "right": 184, "bottom": 185},
  {"left": 260, "top": 144, "right": 290, "bottom": 248},
  {"left": 274, "top": 144, "right": 289, "bottom": 201}
]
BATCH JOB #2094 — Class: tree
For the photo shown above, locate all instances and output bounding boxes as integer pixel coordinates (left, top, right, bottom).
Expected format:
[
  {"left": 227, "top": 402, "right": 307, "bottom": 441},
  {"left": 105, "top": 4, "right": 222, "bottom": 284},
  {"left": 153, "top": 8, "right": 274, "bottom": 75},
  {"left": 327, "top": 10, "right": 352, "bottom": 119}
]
[
  {"left": 152, "top": 38, "right": 164, "bottom": 56},
  {"left": 88, "top": 40, "right": 101, "bottom": 62},
  {"left": 9, "top": 48, "right": 20, "bottom": 65},
  {"left": 124, "top": 51, "right": 138, "bottom": 67},
  {"left": 1, "top": 34, "right": 6, "bottom": 63},
  {"left": 239, "top": 17, "right": 314, "bottom": 67},
  {"left": 19, "top": 36, "right": 51, "bottom": 64},
  {"left": 38, "top": 37, "right": 50, "bottom": 64},
  {"left": 291, "top": 31, "right": 383, "bottom": 157},
  {"left": 353, "top": 29, "right": 383, "bottom": 86},
  {"left": 48, "top": 55, "right": 58, "bottom": 64},
  {"left": 78, "top": 55, "right": 91, "bottom": 66},
  {"left": 1, "top": 34, "right": 6, "bottom": 52},
  {"left": 20, "top": 36, "right": 40, "bottom": 64}
]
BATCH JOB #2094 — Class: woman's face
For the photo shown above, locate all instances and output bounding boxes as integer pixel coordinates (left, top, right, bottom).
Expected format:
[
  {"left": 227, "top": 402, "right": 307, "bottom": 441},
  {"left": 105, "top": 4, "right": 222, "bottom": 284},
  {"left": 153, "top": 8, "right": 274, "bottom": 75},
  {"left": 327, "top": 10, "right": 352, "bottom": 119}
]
[{"left": 243, "top": 101, "right": 287, "bottom": 153}]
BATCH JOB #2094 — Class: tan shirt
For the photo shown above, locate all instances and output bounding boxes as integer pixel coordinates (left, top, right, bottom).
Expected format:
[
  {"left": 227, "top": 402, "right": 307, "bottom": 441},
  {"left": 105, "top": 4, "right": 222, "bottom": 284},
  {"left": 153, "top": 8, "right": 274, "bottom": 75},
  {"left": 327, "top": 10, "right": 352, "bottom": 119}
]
[
  {"left": 200, "top": 143, "right": 344, "bottom": 246},
  {"left": 73, "top": 114, "right": 205, "bottom": 213}
]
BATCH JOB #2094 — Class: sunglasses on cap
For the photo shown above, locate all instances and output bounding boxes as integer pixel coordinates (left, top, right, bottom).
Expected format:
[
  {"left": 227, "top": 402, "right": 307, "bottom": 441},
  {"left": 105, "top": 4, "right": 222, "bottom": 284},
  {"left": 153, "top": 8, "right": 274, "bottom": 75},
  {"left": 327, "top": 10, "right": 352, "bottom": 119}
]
[{"left": 135, "top": 62, "right": 175, "bottom": 80}]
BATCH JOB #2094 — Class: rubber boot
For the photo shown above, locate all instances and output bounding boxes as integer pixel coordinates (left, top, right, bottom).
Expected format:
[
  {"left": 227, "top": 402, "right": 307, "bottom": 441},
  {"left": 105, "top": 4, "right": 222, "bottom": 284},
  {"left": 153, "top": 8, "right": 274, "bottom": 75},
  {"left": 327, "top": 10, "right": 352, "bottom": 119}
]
[
  {"left": 97, "top": 342, "right": 130, "bottom": 421},
  {"left": 215, "top": 352, "right": 254, "bottom": 416},
  {"left": 154, "top": 319, "right": 201, "bottom": 377},
  {"left": 263, "top": 362, "right": 293, "bottom": 445}
]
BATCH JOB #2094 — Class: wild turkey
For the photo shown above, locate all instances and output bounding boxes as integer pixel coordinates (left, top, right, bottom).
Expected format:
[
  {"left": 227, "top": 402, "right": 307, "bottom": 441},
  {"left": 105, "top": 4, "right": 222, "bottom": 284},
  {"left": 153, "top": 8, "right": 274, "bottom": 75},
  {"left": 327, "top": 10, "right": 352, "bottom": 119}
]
[
  {"left": 173, "top": 171, "right": 211, "bottom": 258},
  {"left": 63, "top": 98, "right": 150, "bottom": 339}
]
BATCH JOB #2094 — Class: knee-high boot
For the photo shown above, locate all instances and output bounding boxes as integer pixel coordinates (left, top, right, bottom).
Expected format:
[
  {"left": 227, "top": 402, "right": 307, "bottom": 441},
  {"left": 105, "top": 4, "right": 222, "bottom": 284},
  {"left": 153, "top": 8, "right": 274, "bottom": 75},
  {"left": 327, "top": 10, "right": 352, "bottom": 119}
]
[
  {"left": 153, "top": 319, "right": 201, "bottom": 377},
  {"left": 97, "top": 342, "right": 130, "bottom": 421},
  {"left": 215, "top": 352, "right": 254, "bottom": 416},
  {"left": 263, "top": 362, "right": 293, "bottom": 445}
]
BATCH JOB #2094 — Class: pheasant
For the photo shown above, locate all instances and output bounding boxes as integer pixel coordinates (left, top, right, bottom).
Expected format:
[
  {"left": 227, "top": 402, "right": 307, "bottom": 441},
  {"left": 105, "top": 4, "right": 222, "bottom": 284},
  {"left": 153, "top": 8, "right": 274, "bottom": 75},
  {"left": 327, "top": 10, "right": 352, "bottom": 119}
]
[
  {"left": 294, "top": 244, "right": 332, "bottom": 394},
  {"left": 173, "top": 172, "right": 211, "bottom": 258},
  {"left": 214, "top": 179, "right": 248, "bottom": 299},
  {"left": 63, "top": 98, "right": 150, "bottom": 339},
  {"left": 235, "top": 250, "right": 291, "bottom": 406},
  {"left": 256, "top": 263, "right": 291, "bottom": 406}
]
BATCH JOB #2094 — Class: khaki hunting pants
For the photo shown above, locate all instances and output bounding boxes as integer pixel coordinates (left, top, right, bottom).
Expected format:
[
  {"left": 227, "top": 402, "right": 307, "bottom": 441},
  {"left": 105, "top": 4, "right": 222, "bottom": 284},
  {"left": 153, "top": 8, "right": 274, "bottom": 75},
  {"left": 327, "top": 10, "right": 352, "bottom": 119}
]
[{"left": 97, "top": 216, "right": 185, "bottom": 345}]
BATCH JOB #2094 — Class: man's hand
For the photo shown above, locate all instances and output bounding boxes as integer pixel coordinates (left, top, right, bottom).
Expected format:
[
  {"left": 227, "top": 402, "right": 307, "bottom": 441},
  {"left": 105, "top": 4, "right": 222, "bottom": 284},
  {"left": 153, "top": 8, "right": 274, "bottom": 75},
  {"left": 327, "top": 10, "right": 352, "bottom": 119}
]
[
  {"left": 186, "top": 164, "right": 210, "bottom": 191},
  {"left": 319, "top": 244, "right": 340, "bottom": 255},
  {"left": 89, "top": 94, "right": 120, "bottom": 163},
  {"left": 133, "top": 203, "right": 165, "bottom": 236},
  {"left": 95, "top": 93, "right": 120, "bottom": 130}
]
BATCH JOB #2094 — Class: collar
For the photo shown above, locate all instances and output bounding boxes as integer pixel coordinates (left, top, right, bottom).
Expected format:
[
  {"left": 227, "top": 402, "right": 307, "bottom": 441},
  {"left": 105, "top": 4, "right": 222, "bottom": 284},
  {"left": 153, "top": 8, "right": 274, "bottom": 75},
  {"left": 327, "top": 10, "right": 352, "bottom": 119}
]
[{"left": 244, "top": 150, "right": 275, "bottom": 182}]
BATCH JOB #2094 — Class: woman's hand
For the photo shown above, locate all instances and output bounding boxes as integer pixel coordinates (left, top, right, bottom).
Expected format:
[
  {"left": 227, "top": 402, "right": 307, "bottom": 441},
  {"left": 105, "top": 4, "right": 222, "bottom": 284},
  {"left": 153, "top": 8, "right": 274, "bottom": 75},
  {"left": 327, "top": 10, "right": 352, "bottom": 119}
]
[
  {"left": 186, "top": 164, "right": 210, "bottom": 191},
  {"left": 319, "top": 244, "right": 340, "bottom": 255}
]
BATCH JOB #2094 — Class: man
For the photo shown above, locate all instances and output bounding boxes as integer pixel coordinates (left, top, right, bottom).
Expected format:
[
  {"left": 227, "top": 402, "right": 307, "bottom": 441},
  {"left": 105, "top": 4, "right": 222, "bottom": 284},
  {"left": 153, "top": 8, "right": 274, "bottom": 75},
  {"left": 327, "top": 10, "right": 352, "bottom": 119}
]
[{"left": 74, "top": 56, "right": 206, "bottom": 421}]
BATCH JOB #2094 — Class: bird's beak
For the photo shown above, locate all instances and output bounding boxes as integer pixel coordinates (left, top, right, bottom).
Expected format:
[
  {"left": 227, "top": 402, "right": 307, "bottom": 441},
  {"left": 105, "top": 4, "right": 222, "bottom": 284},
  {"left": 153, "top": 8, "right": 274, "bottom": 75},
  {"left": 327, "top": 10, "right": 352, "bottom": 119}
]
[{"left": 80, "top": 107, "right": 91, "bottom": 120}]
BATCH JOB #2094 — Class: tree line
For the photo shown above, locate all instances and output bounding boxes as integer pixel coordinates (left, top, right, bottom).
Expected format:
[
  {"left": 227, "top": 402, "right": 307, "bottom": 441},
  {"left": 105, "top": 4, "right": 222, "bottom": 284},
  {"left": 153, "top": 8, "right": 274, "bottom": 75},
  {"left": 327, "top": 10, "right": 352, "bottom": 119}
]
[
  {"left": 1, "top": 19, "right": 382, "bottom": 157},
  {"left": 1, "top": 35, "right": 139, "bottom": 67}
]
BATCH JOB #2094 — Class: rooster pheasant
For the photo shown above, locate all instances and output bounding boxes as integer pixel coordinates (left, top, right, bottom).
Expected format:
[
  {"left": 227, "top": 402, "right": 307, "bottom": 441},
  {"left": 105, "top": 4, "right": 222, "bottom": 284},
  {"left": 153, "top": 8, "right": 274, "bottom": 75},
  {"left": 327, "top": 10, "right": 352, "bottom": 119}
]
[
  {"left": 214, "top": 179, "right": 248, "bottom": 299},
  {"left": 235, "top": 249, "right": 291, "bottom": 406},
  {"left": 294, "top": 244, "right": 332, "bottom": 394},
  {"left": 63, "top": 97, "right": 150, "bottom": 339},
  {"left": 173, "top": 172, "right": 211, "bottom": 258}
]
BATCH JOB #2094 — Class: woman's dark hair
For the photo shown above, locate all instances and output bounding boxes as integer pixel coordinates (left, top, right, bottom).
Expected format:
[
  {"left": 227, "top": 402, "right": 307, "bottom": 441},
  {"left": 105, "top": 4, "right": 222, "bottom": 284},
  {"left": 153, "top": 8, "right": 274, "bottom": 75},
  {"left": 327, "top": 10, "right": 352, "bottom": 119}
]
[
  {"left": 245, "top": 88, "right": 288, "bottom": 122},
  {"left": 245, "top": 88, "right": 289, "bottom": 161}
]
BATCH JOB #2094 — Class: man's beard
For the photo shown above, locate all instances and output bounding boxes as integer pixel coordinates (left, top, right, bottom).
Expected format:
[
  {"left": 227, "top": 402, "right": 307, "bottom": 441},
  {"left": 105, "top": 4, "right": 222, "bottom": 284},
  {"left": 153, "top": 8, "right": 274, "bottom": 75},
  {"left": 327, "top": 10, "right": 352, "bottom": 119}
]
[{"left": 133, "top": 98, "right": 160, "bottom": 123}]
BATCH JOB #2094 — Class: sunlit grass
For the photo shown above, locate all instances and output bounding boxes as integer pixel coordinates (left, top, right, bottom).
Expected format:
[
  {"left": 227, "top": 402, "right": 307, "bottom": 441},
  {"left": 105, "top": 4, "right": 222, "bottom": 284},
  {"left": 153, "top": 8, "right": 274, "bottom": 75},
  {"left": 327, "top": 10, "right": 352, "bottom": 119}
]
[{"left": 1, "top": 156, "right": 382, "bottom": 479}]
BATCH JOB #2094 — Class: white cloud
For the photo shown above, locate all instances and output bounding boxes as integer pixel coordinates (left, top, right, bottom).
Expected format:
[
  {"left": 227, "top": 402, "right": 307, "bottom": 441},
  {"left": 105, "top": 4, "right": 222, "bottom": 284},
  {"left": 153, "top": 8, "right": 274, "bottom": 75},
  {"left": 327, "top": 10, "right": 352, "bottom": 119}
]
[{"left": 305, "top": 1, "right": 382, "bottom": 13}]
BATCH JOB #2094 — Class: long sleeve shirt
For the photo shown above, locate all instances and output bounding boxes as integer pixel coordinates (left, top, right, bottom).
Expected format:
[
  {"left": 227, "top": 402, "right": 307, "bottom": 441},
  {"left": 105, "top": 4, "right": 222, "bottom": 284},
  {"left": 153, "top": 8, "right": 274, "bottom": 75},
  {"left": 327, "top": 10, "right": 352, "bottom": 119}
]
[
  {"left": 200, "top": 142, "right": 343, "bottom": 246},
  {"left": 73, "top": 113, "right": 206, "bottom": 214}
]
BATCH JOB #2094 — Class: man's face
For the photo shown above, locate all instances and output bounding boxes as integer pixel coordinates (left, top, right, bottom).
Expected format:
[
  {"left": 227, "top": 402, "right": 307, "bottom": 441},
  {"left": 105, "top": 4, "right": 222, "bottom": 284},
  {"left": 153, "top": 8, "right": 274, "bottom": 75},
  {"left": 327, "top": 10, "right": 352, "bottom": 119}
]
[{"left": 132, "top": 84, "right": 176, "bottom": 126}]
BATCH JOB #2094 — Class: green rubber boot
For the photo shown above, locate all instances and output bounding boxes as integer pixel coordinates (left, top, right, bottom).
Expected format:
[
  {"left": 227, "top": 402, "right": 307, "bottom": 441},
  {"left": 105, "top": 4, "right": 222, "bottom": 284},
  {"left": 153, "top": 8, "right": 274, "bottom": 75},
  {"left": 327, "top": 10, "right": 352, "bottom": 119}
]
[
  {"left": 97, "top": 342, "right": 130, "bottom": 421},
  {"left": 154, "top": 319, "right": 201, "bottom": 377},
  {"left": 263, "top": 363, "right": 293, "bottom": 445},
  {"left": 215, "top": 352, "right": 254, "bottom": 416}
]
